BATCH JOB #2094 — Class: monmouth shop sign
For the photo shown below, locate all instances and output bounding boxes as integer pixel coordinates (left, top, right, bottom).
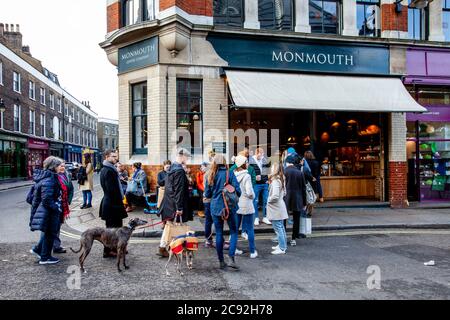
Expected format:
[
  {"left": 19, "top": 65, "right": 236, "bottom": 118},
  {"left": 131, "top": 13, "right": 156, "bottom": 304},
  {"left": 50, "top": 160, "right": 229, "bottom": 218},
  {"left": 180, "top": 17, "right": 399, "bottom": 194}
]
[
  {"left": 118, "top": 37, "right": 158, "bottom": 73},
  {"left": 207, "top": 34, "right": 390, "bottom": 75}
]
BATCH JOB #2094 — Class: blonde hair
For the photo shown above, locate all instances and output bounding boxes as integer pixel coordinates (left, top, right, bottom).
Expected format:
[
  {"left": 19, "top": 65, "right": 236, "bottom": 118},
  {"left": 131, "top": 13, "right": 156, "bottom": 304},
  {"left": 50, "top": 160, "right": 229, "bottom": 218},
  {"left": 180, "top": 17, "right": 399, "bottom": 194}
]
[
  {"left": 269, "top": 162, "right": 284, "bottom": 190},
  {"left": 207, "top": 154, "right": 228, "bottom": 186}
]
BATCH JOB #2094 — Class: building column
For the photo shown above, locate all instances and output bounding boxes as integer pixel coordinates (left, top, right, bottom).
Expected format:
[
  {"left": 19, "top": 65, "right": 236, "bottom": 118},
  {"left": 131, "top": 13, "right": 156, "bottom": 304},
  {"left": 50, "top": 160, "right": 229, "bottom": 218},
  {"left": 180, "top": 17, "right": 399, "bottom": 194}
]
[
  {"left": 295, "top": 0, "right": 311, "bottom": 33},
  {"left": 429, "top": 0, "right": 445, "bottom": 41},
  {"left": 244, "top": 0, "right": 260, "bottom": 29},
  {"left": 388, "top": 112, "right": 408, "bottom": 208},
  {"left": 381, "top": 0, "right": 408, "bottom": 39},
  {"left": 342, "top": 0, "right": 359, "bottom": 36}
]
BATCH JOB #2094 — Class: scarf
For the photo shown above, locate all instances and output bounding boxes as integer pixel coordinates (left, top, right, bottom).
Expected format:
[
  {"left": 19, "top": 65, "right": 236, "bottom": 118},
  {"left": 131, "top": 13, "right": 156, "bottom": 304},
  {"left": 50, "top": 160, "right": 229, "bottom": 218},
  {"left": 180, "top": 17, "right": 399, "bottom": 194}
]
[
  {"left": 58, "top": 173, "right": 70, "bottom": 218},
  {"left": 103, "top": 160, "right": 124, "bottom": 198}
]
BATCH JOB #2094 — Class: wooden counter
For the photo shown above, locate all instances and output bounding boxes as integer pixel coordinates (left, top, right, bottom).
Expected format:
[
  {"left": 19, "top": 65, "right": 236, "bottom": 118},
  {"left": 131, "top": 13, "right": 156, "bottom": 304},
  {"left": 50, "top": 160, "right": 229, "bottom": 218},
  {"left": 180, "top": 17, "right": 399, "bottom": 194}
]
[{"left": 321, "top": 176, "right": 376, "bottom": 200}]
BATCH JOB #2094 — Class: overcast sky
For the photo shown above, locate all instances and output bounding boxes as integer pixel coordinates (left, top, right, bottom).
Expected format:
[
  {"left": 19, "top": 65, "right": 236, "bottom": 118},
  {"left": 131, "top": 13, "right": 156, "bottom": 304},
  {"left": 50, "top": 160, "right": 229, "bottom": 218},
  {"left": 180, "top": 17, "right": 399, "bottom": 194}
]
[{"left": 1, "top": 0, "right": 118, "bottom": 119}]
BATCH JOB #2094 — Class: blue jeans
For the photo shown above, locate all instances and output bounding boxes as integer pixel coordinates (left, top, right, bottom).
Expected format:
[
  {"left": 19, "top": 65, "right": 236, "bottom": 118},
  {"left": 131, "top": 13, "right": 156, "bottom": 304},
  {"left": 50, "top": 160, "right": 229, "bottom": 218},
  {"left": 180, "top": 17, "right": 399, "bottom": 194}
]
[
  {"left": 82, "top": 190, "right": 92, "bottom": 206},
  {"left": 204, "top": 202, "right": 214, "bottom": 242},
  {"left": 253, "top": 184, "right": 269, "bottom": 220},
  {"left": 52, "top": 223, "right": 63, "bottom": 249},
  {"left": 238, "top": 214, "right": 256, "bottom": 254},
  {"left": 212, "top": 212, "right": 238, "bottom": 262},
  {"left": 272, "top": 220, "right": 287, "bottom": 251}
]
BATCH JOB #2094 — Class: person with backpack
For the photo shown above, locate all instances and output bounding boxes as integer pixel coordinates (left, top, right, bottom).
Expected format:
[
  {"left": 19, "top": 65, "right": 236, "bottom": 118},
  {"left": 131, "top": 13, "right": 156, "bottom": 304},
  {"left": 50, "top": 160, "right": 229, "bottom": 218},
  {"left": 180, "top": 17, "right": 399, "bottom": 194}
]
[
  {"left": 29, "top": 156, "right": 65, "bottom": 265},
  {"left": 233, "top": 155, "right": 257, "bottom": 259},
  {"left": 79, "top": 154, "right": 94, "bottom": 209},
  {"left": 204, "top": 154, "right": 241, "bottom": 270}
]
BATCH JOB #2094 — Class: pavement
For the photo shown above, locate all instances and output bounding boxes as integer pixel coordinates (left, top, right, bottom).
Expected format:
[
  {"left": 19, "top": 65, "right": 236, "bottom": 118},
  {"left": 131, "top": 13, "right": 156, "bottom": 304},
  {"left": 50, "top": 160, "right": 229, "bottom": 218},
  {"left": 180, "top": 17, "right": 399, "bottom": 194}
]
[{"left": 64, "top": 187, "right": 450, "bottom": 239}]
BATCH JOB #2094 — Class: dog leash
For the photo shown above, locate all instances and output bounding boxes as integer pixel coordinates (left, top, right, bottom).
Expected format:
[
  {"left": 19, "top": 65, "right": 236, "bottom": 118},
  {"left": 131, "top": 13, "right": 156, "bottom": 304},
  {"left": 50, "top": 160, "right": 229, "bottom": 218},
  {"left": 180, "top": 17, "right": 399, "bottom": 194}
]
[{"left": 135, "top": 211, "right": 180, "bottom": 230}]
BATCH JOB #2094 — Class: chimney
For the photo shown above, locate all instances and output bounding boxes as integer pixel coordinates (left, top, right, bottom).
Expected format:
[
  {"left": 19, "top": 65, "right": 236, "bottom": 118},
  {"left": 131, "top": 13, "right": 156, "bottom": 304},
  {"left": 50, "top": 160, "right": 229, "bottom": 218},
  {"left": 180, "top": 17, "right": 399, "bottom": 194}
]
[
  {"left": 22, "top": 45, "right": 31, "bottom": 55},
  {"left": 16, "top": 24, "right": 20, "bottom": 33},
  {"left": 0, "top": 24, "right": 4, "bottom": 37},
  {"left": 3, "top": 23, "right": 23, "bottom": 51}
]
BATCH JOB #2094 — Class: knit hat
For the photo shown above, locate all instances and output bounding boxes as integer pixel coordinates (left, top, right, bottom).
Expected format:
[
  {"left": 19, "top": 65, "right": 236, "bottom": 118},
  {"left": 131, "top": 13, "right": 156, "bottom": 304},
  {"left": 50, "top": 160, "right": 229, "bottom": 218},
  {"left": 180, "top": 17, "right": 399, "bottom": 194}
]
[
  {"left": 285, "top": 155, "right": 296, "bottom": 164},
  {"left": 287, "top": 147, "right": 296, "bottom": 154},
  {"left": 235, "top": 155, "right": 248, "bottom": 168}
]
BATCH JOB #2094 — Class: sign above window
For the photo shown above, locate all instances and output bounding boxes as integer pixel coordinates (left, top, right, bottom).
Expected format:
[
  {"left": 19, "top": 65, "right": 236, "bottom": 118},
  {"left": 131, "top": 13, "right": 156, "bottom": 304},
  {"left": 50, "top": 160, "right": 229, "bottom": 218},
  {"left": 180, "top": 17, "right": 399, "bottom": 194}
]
[
  {"left": 118, "top": 37, "right": 158, "bottom": 73},
  {"left": 207, "top": 34, "right": 390, "bottom": 75}
]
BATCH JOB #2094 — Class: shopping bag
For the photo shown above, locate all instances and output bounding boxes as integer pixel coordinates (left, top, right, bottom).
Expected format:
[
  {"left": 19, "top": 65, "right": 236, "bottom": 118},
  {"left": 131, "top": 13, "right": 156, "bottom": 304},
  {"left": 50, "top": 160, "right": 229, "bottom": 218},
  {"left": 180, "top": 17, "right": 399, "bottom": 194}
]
[
  {"left": 300, "top": 215, "right": 312, "bottom": 235},
  {"left": 162, "top": 218, "right": 192, "bottom": 245},
  {"left": 157, "top": 187, "right": 165, "bottom": 209}
]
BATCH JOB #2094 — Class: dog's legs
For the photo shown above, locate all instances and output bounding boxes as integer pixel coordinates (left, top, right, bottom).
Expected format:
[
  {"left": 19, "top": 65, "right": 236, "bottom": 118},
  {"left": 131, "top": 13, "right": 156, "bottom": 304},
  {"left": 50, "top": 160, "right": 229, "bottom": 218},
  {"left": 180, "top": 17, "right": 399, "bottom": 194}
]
[
  {"left": 117, "top": 248, "right": 123, "bottom": 272},
  {"left": 176, "top": 254, "right": 184, "bottom": 277},
  {"left": 79, "top": 246, "right": 91, "bottom": 273},
  {"left": 122, "top": 245, "right": 129, "bottom": 270},
  {"left": 165, "top": 251, "right": 173, "bottom": 276}
]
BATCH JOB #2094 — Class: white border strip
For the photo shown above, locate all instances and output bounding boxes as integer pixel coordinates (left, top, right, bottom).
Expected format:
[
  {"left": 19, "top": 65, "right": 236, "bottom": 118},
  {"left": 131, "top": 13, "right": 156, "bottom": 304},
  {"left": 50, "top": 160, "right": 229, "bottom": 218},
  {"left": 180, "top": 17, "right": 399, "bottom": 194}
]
[{"left": 0, "top": 43, "right": 98, "bottom": 118}]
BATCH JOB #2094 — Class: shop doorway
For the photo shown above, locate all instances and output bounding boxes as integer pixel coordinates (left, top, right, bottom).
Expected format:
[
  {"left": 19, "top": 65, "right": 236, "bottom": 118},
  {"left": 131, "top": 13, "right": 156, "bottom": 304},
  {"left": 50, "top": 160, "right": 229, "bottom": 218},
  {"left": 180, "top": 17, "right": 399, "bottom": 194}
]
[{"left": 230, "top": 108, "right": 388, "bottom": 201}]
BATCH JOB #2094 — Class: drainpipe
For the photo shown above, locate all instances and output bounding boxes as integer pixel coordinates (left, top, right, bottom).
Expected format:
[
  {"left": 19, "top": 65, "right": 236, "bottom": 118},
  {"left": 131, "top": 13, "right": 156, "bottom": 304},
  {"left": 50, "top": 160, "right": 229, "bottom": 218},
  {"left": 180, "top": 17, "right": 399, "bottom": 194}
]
[{"left": 166, "top": 69, "right": 169, "bottom": 161}]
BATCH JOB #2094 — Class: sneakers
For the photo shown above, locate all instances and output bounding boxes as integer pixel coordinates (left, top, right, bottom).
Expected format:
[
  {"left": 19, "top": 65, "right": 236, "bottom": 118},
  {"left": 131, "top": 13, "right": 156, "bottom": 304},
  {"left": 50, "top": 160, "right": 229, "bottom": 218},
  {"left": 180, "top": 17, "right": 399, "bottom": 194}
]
[
  {"left": 290, "top": 240, "right": 297, "bottom": 247},
  {"left": 53, "top": 247, "right": 67, "bottom": 254},
  {"left": 250, "top": 251, "right": 258, "bottom": 259},
  {"left": 271, "top": 236, "right": 279, "bottom": 243},
  {"left": 30, "top": 248, "right": 40, "bottom": 259},
  {"left": 156, "top": 247, "right": 169, "bottom": 258},
  {"left": 271, "top": 245, "right": 279, "bottom": 250},
  {"left": 205, "top": 241, "right": 215, "bottom": 248},
  {"left": 39, "top": 257, "right": 60, "bottom": 265},
  {"left": 228, "top": 257, "right": 240, "bottom": 270},
  {"left": 271, "top": 247, "right": 286, "bottom": 255},
  {"left": 241, "top": 232, "right": 248, "bottom": 240},
  {"left": 262, "top": 217, "right": 272, "bottom": 225},
  {"left": 254, "top": 218, "right": 260, "bottom": 226},
  {"left": 235, "top": 249, "right": 243, "bottom": 255},
  {"left": 219, "top": 261, "right": 228, "bottom": 270},
  {"left": 80, "top": 204, "right": 87, "bottom": 209}
]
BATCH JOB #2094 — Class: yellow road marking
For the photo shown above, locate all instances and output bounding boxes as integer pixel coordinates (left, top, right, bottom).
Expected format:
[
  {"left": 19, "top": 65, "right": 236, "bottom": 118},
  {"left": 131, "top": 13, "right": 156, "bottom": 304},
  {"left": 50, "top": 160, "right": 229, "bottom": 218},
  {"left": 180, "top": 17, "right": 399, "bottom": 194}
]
[{"left": 60, "top": 229, "right": 450, "bottom": 244}]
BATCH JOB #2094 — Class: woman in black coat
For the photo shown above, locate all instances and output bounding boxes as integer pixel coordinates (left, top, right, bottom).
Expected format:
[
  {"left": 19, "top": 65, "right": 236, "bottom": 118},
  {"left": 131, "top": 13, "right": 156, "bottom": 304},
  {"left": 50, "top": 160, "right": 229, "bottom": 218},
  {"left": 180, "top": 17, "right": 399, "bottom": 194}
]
[
  {"left": 29, "top": 156, "right": 64, "bottom": 265},
  {"left": 283, "top": 156, "right": 307, "bottom": 246},
  {"left": 304, "top": 151, "right": 323, "bottom": 202}
]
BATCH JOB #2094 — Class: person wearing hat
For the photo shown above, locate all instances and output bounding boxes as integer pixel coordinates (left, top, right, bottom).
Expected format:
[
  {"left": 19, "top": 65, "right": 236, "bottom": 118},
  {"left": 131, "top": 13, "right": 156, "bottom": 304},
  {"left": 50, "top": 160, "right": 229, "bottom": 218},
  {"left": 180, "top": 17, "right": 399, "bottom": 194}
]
[
  {"left": 284, "top": 155, "right": 307, "bottom": 247},
  {"left": 233, "top": 155, "right": 258, "bottom": 258}
]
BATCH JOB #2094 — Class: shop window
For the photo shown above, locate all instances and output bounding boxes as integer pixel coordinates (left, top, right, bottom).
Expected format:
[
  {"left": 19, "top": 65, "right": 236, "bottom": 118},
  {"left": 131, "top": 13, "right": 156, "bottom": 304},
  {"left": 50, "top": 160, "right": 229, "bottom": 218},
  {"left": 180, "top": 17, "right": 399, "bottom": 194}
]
[
  {"left": 357, "top": 0, "right": 380, "bottom": 37},
  {"left": 177, "top": 79, "right": 203, "bottom": 157},
  {"left": 14, "top": 105, "right": 21, "bottom": 132},
  {"left": 214, "top": 0, "right": 244, "bottom": 27},
  {"left": 417, "top": 87, "right": 450, "bottom": 106},
  {"left": 408, "top": 0, "right": 425, "bottom": 40},
  {"left": 444, "top": 0, "right": 450, "bottom": 41},
  {"left": 309, "top": 0, "right": 340, "bottom": 34},
  {"left": 29, "top": 110, "right": 35, "bottom": 135},
  {"left": 258, "top": 0, "right": 293, "bottom": 30},
  {"left": 13, "top": 72, "right": 21, "bottom": 93},
  {"left": 122, "top": 0, "right": 155, "bottom": 27},
  {"left": 29, "top": 81, "right": 36, "bottom": 100},
  {"left": 131, "top": 82, "right": 148, "bottom": 154}
]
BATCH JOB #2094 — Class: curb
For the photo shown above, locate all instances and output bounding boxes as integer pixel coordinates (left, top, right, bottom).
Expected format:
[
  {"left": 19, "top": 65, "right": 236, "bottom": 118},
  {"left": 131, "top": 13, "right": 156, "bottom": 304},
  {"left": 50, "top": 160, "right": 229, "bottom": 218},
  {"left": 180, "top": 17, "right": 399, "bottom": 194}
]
[
  {"left": 0, "top": 183, "right": 34, "bottom": 192},
  {"left": 131, "top": 223, "right": 450, "bottom": 238}
]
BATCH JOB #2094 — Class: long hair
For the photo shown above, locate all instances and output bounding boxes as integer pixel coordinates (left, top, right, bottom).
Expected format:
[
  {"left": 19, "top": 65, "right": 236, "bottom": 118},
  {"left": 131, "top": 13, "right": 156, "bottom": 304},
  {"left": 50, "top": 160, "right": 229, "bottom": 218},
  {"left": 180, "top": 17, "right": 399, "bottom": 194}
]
[
  {"left": 304, "top": 150, "right": 315, "bottom": 160},
  {"left": 269, "top": 162, "right": 285, "bottom": 190},
  {"left": 207, "top": 154, "right": 227, "bottom": 186},
  {"left": 84, "top": 154, "right": 92, "bottom": 165}
]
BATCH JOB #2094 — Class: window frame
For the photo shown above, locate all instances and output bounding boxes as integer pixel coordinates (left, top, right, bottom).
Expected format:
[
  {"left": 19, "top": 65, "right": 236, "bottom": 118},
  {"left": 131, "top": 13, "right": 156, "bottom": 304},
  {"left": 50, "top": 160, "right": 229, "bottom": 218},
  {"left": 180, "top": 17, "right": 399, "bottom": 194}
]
[
  {"left": 213, "top": 0, "right": 245, "bottom": 28},
  {"left": 356, "top": 0, "right": 380, "bottom": 37},
  {"left": 408, "top": 0, "right": 427, "bottom": 40},
  {"left": 258, "top": 0, "right": 294, "bottom": 31},
  {"left": 131, "top": 82, "right": 148, "bottom": 154},
  {"left": 40, "top": 87, "right": 46, "bottom": 106},
  {"left": 40, "top": 113, "right": 46, "bottom": 138},
  {"left": 13, "top": 72, "right": 21, "bottom": 93},
  {"left": 14, "top": 104, "right": 21, "bottom": 132},
  {"left": 29, "top": 110, "right": 35, "bottom": 135},
  {"left": 0, "top": 60, "right": 3, "bottom": 86},
  {"left": 309, "top": 0, "right": 342, "bottom": 35},
  {"left": 122, "top": 0, "right": 156, "bottom": 27},
  {"left": 444, "top": 0, "right": 450, "bottom": 41},
  {"left": 176, "top": 78, "right": 204, "bottom": 157},
  {"left": 49, "top": 93, "right": 55, "bottom": 109}
]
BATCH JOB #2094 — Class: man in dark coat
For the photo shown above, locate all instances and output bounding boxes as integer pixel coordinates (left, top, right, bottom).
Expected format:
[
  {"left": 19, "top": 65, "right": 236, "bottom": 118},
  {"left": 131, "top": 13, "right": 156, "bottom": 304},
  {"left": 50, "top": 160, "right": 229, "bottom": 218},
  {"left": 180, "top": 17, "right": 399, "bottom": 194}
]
[
  {"left": 284, "top": 155, "right": 307, "bottom": 247},
  {"left": 157, "top": 148, "right": 193, "bottom": 257},
  {"left": 99, "top": 149, "right": 128, "bottom": 257}
]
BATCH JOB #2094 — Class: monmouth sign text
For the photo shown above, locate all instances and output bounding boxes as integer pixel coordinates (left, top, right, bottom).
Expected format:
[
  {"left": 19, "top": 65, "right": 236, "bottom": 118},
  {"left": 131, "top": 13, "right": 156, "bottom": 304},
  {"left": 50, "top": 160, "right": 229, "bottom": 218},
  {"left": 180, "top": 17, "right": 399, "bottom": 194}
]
[{"left": 272, "top": 51, "right": 354, "bottom": 66}]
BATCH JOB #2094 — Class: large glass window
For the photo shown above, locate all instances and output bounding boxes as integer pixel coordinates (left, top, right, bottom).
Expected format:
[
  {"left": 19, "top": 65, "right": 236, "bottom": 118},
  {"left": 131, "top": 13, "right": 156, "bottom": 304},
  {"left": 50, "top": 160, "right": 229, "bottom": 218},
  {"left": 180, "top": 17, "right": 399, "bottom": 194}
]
[
  {"left": 408, "top": 0, "right": 425, "bottom": 40},
  {"left": 309, "top": 0, "right": 340, "bottom": 34},
  {"left": 177, "top": 79, "right": 203, "bottom": 157},
  {"left": 444, "top": 0, "right": 450, "bottom": 41},
  {"left": 122, "top": 0, "right": 155, "bottom": 27},
  {"left": 132, "top": 82, "right": 148, "bottom": 154},
  {"left": 357, "top": 0, "right": 380, "bottom": 37},
  {"left": 258, "top": 0, "right": 293, "bottom": 30},
  {"left": 214, "top": 0, "right": 244, "bottom": 27}
]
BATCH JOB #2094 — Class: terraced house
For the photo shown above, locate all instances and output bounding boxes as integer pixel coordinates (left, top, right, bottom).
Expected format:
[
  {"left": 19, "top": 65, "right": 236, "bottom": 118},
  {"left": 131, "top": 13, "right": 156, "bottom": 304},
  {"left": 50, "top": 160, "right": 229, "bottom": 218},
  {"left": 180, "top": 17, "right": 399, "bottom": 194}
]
[
  {"left": 101, "top": 0, "right": 450, "bottom": 207},
  {"left": 0, "top": 23, "right": 99, "bottom": 182}
]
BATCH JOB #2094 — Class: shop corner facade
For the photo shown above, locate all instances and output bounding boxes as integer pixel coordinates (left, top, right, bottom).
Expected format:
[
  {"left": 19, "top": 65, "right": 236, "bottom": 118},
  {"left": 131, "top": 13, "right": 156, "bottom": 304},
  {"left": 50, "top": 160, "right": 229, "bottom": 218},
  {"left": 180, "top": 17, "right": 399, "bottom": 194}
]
[{"left": 101, "top": 0, "right": 450, "bottom": 207}]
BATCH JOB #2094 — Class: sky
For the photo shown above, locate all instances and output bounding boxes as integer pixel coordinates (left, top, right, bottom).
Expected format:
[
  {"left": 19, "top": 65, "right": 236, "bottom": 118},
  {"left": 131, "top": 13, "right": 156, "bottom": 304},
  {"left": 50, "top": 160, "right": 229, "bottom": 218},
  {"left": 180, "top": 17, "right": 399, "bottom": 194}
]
[{"left": 1, "top": 0, "right": 118, "bottom": 119}]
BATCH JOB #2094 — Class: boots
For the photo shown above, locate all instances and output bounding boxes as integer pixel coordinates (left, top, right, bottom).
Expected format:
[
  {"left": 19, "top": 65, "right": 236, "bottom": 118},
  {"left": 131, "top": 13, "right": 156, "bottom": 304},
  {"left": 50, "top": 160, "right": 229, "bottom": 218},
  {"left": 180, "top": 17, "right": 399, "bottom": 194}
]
[
  {"left": 157, "top": 247, "right": 169, "bottom": 258},
  {"left": 219, "top": 260, "right": 228, "bottom": 270},
  {"left": 227, "top": 256, "right": 239, "bottom": 270}
]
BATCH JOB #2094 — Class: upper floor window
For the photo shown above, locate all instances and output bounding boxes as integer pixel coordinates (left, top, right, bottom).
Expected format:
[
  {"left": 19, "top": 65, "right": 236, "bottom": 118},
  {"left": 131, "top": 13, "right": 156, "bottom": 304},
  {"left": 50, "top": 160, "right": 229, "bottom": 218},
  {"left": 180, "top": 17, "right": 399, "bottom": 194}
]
[
  {"left": 13, "top": 72, "right": 21, "bottom": 93},
  {"left": 357, "top": 0, "right": 380, "bottom": 37},
  {"left": 309, "top": 0, "right": 340, "bottom": 34},
  {"left": 49, "top": 93, "right": 55, "bottom": 109},
  {"left": 40, "top": 87, "right": 46, "bottom": 105},
  {"left": 122, "top": 0, "right": 155, "bottom": 27},
  {"left": 214, "top": 0, "right": 244, "bottom": 27},
  {"left": 444, "top": 0, "right": 450, "bottom": 41},
  {"left": 259, "top": 0, "right": 293, "bottom": 30},
  {"left": 29, "top": 110, "right": 35, "bottom": 135},
  {"left": 40, "top": 113, "right": 46, "bottom": 137},
  {"left": 14, "top": 104, "right": 21, "bottom": 132},
  {"left": 29, "top": 81, "right": 36, "bottom": 100},
  {"left": 408, "top": 0, "right": 425, "bottom": 40},
  {"left": 64, "top": 102, "right": 69, "bottom": 116},
  {"left": 0, "top": 61, "right": 3, "bottom": 85},
  {"left": 57, "top": 97, "right": 62, "bottom": 113}
]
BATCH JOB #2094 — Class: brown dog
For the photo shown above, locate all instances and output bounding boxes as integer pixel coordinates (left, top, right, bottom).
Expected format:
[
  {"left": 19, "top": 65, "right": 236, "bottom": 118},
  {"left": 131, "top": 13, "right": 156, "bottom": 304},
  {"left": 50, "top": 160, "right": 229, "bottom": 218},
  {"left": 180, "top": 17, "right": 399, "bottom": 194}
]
[
  {"left": 70, "top": 218, "right": 148, "bottom": 272},
  {"left": 165, "top": 231, "right": 199, "bottom": 276}
]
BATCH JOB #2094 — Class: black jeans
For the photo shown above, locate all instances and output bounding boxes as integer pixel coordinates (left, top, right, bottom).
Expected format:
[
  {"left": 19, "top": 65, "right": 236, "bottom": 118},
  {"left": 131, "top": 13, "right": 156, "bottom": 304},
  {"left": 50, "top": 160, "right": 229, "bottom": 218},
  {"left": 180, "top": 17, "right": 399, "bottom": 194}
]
[
  {"left": 291, "top": 211, "right": 301, "bottom": 241},
  {"left": 104, "top": 217, "right": 123, "bottom": 255}
]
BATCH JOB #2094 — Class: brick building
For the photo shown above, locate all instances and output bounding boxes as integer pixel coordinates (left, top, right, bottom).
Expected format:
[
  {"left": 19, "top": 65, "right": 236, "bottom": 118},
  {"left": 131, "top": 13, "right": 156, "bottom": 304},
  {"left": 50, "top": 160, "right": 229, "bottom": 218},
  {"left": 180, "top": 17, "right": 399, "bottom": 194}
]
[
  {"left": 0, "top": 23, "right": 99, "bottom": 181},
  {"left": 97, "top": 117, "right": 119, "bottom": 153},
  {"left": 101, "top": 0, "right": 450, "bottom": 207}
]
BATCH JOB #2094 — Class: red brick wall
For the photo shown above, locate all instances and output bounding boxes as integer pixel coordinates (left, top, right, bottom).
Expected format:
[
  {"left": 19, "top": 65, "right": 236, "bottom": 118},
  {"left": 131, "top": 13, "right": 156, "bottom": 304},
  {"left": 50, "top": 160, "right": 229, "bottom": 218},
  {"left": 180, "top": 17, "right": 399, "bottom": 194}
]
[
  {"left": 107, "top": 2, "right": 121, "bottom": 33},
  {"left": 389, "top": 162, "right": 408, "bottom": 208},
  {"left": 160, "top": 0, "right": 213, "bottom": 16},
  {"left": 381, "top": 3, "right": 408, "bottom": 32}
]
